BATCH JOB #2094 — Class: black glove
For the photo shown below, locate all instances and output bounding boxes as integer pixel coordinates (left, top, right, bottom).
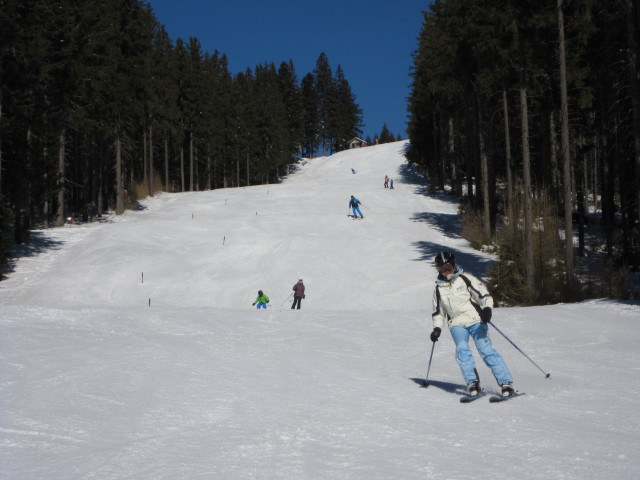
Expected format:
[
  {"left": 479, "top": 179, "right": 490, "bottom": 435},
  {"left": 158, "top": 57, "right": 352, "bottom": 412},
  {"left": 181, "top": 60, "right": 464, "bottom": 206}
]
[
  {"left": 430, "top": 327, "right": 442, "bottom": 342},
  {"left": 480, "top": 307, "right": 492, "bottom": 324}
]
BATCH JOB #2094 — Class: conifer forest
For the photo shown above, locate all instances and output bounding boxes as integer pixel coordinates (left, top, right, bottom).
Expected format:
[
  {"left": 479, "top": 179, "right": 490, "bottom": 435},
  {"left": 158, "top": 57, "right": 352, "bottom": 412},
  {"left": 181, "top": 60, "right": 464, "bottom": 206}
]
[
  {"left": 0, "top": 0, "right": 364, "bottom": 255},
  {"left": 407, "top": 0, "right": 640, "bottom": 303}
]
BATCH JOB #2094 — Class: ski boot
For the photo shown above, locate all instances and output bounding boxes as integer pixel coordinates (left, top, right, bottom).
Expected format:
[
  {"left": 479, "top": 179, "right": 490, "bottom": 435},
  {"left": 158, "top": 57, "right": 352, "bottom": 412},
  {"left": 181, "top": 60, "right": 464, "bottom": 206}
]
[
  {"left": 500, "top": 382, "right": 515, "bottom": 397},
  {"left": 467, "top": 380, "right": 480, "bottom": 396}
]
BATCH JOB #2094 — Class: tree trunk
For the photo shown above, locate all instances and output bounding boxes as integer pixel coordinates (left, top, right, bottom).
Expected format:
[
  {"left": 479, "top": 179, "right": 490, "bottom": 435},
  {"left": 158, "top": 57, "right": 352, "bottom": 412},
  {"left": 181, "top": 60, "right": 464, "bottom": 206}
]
[
  {"left": 576, "top": 137, "right": 586, "bottom": 257},
  {"left": 97, "top": 158, "right": 103, "bottom": 219},
  {"left": 207, "top": 143, "right": 211, "bottom": 190},
  {"left": 439, "top": 114, "right": 446, "bottom": 190},
  {"left": 43, "top": 170, "right": 49, "bottom": 228},
  {"left": 195, "top": 145, "right": 199, "bottom": 191},
  {"left": 448, "top": 115, "right": 461, "bottom": 196},
  {"left": 223, "top": 149, "right": 227, "bottom": 188},
  {"left": 143, "top": 130, "right": 147, "bottom": 195},
  {"left": 189, "top": 129, "right": 194, "bottom": 191},
  {"left": 433, "top": 113, "right": 443, "bottom": 189},
  {"left": 549, "top": 111, "right": 560, "bottom": 204},
  {"left": 56, "top": 129, "right": 66, "bottom": 225},
  {"left": 478, "top": 107, "right": 491, "bottom": 239},
  {"left": 116, "top": 133, "right": 124, "bottom": 215},
  {"left": 214, "top": 149, "right": 220, "bottom": 189},
  {"left": 465, "top": 106, "right": 474, "bottom": 202},
  {"left": 148, "top": 125, "right": 154, "bottom": 197},
  {"left": 558, "top": 0, "right": 574, "bottom": 275},
  {"left": 180, "top": 147, "right": 185, "bottom": 192},
  {"left": 502, "top": 89, "right": 515, "bottom": 233},
  {"left": 164, "top": 137, "right": 169, "bottom": 192},
  {"left": 592, "top": 137, "right": 598, "bottom": 211},
  {"left": 520, "top": 84, "right": 535, "bottom": 296}
]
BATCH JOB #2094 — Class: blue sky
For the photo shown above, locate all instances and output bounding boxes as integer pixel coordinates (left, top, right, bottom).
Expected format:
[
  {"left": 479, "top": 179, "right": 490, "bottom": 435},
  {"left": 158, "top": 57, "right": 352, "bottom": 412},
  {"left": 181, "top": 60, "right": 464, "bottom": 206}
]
[{"left": 146, "top": 0, "right": 430, "bottom": 140}]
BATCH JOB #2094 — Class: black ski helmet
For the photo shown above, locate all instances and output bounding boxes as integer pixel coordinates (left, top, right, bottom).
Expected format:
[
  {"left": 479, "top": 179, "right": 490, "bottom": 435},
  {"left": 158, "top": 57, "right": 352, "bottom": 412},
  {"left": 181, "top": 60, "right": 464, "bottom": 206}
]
[
  {"left": 434, "top": 251, "right": 455, "bottom": 267},
  {"left": 258, "top": 290, "right": 263, "bottom": 296}
]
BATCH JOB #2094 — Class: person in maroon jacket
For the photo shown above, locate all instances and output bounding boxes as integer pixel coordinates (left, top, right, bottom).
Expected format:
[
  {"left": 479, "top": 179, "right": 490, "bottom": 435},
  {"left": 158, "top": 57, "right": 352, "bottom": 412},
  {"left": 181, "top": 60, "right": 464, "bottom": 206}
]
[{"left": 291, "top": 279, "right": 305, "bottom": 309}]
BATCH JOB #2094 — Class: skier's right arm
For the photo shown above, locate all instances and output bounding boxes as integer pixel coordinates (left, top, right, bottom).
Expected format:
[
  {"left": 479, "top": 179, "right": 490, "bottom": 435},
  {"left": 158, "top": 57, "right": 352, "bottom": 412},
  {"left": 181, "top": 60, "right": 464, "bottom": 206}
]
[{"left": 431, "top": 288, "right": 446, "bottom": 330}]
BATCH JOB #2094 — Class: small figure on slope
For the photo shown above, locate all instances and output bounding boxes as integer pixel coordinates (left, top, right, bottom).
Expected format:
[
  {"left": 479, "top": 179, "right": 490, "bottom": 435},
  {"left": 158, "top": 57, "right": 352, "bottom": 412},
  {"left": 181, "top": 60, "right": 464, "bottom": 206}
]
[
  {"left": 384, "top": 175, "right": 389, "bottom": 189},
  {"left": 252, "top": 290, "right": 270, "bottom": 309},
  {"left": 291, "top": 279, "right": 305, "bottom": 310},
  {"left": 429, "top": 251, "right": 515, "bottom": 398},
  {"left": 349, "top": 195, "right": 364, "bottom": 219}
]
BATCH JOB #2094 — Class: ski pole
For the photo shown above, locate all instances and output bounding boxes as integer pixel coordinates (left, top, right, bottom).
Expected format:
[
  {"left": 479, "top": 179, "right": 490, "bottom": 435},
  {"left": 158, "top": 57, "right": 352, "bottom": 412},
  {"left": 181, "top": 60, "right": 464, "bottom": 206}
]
[
  {"left": 424, "top": 341, "right": 436, "bottom": 387},
  {"left": 490, "top": 322, "right": 551, "bottom": 378},
  {"left": 281, "top": 291, "right": 294, "bottom": 306}
]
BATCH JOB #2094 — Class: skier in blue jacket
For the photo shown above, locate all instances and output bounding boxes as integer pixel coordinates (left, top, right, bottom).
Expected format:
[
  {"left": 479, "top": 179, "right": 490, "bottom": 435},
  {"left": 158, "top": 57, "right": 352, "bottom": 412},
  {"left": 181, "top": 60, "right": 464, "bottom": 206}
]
[{"left": 349, "top": 195, "right": 364, "bottom": 218}]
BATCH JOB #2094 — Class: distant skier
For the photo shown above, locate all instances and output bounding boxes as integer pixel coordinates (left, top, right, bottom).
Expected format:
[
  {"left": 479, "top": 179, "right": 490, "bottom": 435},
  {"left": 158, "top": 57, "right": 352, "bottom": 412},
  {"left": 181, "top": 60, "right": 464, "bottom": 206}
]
[
  {"left": 429, "top": 251, "right": 516, "bottom": 398},
  {"left": 252, "top": 290, "right": 270, "bottom": 309},
  {"left": 384, "top": 175, "right": 389, "bottom": 189},
  {"left": 390, "top": 179, "right": 394, "bottom": 189},
  {"left": 351, "top": 168, "right": 356, "bottom": 174},
  {"left": 349, "top": 195, "right": 364, "bottom": 219},
  {"left": 291, "top": 279, "right": 305, "bottom": 309}
]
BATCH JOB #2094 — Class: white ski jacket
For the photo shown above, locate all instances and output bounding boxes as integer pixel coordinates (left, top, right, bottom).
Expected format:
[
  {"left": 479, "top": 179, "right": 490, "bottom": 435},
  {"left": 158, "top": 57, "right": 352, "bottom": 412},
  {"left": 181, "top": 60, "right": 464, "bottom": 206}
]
[{"left": 431, "top": 269, "right": 493, "bottom": 330}]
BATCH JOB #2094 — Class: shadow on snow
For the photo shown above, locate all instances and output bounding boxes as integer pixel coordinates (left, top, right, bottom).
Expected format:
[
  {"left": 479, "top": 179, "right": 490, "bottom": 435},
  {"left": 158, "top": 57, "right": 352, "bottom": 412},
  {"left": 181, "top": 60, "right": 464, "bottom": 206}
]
[
  {"left": 409, "top": 378, "right": 466, "bottom": 395},
  {"left": 412, "top": 240, "right": 494, "bottom": 278}
]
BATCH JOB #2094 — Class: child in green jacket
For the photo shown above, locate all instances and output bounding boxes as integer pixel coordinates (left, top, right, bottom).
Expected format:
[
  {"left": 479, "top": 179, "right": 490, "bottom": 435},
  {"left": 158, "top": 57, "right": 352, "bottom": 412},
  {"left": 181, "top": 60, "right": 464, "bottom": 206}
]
[{"left": 252, "top": 290, "right": 270, "bottom": 309}]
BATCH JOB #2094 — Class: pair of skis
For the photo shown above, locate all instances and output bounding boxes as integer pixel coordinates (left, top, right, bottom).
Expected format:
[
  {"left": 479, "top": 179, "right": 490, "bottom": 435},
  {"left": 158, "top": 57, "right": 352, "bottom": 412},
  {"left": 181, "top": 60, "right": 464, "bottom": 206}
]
[{"left": 459, "top": 391, "right": 525, "bottom": 403}]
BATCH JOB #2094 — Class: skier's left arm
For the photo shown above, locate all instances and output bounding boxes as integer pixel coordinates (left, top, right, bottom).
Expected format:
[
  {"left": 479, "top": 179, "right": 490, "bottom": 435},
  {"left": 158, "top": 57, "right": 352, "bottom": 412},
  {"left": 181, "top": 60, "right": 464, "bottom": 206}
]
[{"left": 464, "top": 274, "right": 493, "bottom": 310}]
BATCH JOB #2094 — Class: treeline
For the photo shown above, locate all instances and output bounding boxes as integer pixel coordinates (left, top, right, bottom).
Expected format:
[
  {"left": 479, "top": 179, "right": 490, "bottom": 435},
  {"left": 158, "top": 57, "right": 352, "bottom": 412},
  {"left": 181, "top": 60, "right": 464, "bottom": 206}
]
[
  {"left": 0, "top": 0, "right": 363, "bottom": 254},
  {"left": 407, "top": 0, "right": 639, "bottom": 303},
  {"left": 370, "top": 123, "right": 403, "bottom": 146}
]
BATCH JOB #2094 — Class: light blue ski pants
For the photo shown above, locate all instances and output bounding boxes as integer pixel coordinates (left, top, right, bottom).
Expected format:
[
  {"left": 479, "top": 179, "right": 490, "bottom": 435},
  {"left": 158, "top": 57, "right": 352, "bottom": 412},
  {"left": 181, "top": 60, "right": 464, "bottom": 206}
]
[
  {"left": 352, "top": 206, "right": 363, "bottom": 218},
  {"left": 256, "top": 302, "right": 268, "bottom": 309},
  {"left": 450, "top": 322, "right": 512, "bottom": 385}
]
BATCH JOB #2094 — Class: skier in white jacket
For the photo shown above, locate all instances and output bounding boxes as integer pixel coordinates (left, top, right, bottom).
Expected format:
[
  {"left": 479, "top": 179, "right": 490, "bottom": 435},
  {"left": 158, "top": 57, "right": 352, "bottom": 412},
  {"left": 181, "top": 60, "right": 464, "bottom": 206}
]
[{"left": 430, "top": 251, "right": 515, "bottom": 397}]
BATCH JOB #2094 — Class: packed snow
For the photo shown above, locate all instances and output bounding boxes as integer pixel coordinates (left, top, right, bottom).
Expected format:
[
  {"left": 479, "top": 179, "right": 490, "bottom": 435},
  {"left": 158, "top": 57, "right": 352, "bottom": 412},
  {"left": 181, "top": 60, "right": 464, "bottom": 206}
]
[{"left": 1, "top": 141, "right": 639, "bottom": 479}]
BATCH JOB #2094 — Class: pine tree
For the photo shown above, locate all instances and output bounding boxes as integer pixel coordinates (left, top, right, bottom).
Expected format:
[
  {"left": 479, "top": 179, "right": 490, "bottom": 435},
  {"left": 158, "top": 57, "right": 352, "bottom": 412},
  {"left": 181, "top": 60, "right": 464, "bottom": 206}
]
[
  {"left": 378, "top": 124, "right": 394, "bottom": 144},
  {"left": 150, "top": 23, "right": 180, "bottom": 192},
  {"left": 201, "top": 51, "right": 232, "bottom": 190},
  {"left": 278, "top": 60, "right": 304, "bottom": 160},
  {"left": 313, "top": 53, "right": 335, "bottom": 155},
  {"left": 254, "top": 63, "right": 289, "bottom": 183},
  {"left": 329, "top": 65, "right": 363, "bottom": 152},
  {"left": 300, "top": 73, "right": 320, "bottom": 157}
]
